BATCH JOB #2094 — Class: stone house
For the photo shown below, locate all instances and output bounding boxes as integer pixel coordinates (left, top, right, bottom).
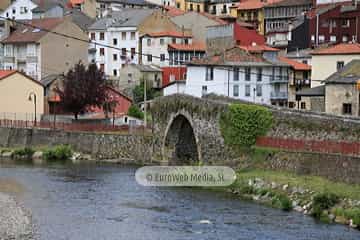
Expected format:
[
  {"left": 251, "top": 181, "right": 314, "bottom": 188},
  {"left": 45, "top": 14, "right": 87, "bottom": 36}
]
[
  {"left": 279, "top": 56, "right": 311, "bottom": 110},
  {"left": 311, "top": 43, "right": 360, "bottom": 87},
  {"left": 323, "top": 60, "right": 360, "bottom": 117},
  {"left": 1, "top": 16, "right": 89, "bottom": 81},
  {"left": 0, "top": 70, "right": 44, "bottom": 121}
]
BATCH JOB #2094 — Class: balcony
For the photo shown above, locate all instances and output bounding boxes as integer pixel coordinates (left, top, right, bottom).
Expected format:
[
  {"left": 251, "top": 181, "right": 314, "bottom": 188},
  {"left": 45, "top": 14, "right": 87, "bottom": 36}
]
[
  {"left": 270, "top": 91, "right": 288, "bottom": 100},
  {"left": 27, "top": 56, "right": 38, "bottom": 63},
  {"left": 270, "top": 76, "right": 289, "bottom": 84},
  {"left": 3, "top": 56, "right": 14, "bottom": 63}
]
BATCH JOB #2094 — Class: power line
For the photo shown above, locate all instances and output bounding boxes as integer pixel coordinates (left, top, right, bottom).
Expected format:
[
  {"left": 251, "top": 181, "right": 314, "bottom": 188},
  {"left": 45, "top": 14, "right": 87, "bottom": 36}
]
[{"left": 0, "top": 16, "right": 319, "bottom": 83}]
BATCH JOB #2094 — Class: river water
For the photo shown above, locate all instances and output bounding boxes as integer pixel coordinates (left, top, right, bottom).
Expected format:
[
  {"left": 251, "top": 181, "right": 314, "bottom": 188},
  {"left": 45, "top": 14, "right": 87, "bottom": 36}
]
[{"left": 0, "top": 162, "right": 359, "bottom": 240}]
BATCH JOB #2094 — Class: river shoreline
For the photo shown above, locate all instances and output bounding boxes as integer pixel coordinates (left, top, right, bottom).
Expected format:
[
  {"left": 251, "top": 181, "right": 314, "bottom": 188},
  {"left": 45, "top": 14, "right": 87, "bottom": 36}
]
[{"left": 0, "top": 192, "right": 34, "bottom": 240}]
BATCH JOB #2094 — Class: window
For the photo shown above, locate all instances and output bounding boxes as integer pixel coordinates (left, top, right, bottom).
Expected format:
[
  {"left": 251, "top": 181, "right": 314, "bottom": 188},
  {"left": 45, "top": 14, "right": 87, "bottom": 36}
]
[
  {"left": 245, "top": 85, "right": 251, "bottom": 97},
  {"left": 202, "top": 85, "right": 207, "bottom": 95},
  {"left": 330, "top": 35, "right": 336, "bottom": 42},
  {"left": 12, "top": 8, "right": 15, "bottom": 14},
  {"left": 342, "top": 19, "right": 350, "bottom": 28},
  {"left": 121, "top": 48, "right": 126, "bottom": 58},
  {"left": 206, "top": 67, "right": 214, "bottom": 81},
  {"left": 288, "top": 102, "right": 295, "bottom": 108},
  {"left": 131, "top": 32, "right": 135, "bottom": 40},
  {"left": 184, "top": 39, "right": 189, "bottom": 45},
  {"left": 311, "top": 35, "right": 315, "bottom": 42},
  {"left": 245, "top": 67, "right": 251, "bottom": 81},
  {"left": 301, "top": 102, "right": 306, "bottom": 109},
  {"left": 113, "top": 38, "right": 118, "bottom": 45},
  {"left": 113, "top": 54, "right": 117, "bottom": 61},
  {"left": 131, "top": 48, "right": 135, "bottom": 59},
  {"left": 113, "top": 69, "right": 117, "bottom": 76},
  {"left": 160, "top": 38, "right": 165, "bottom": 45},
  {"left": 160, "top": 54, "right": 165, "bottom": 62},
  {"left": 319, "top": 35, "right": 325, "bottom": 43},
  {"left": 147, "top": 39, "right": 151, "bottom": 46},
  {"left": 337, "top": 61, "right": 344, "bottom": 71},
  {"left": 343, "top": 103, "right": 352, "bottom": 115},
  {"left": 257, "top": 68, "right": 262, "bottom": 81},
  {"left": 197, "top": 5, "right": 200, "bottom": 12},
  {"left": 122, "top": 32, "right": 126, "bottom": 40},
  {"left": 20, "top": 7, "right": 28, "bottom": 14},
  {"left": 147, "top": 54, "right": 152, "bottom": 62},
  {"left": 100, "top": 64, "right": 105, "bottom": 72},
  {"left": 190, "top": 4, "right": 193, "bottom": 11},
  {"left": 256, "top": 84, "right": 262, "bottom": 96},
  {"left": 233, "top": 85, "right": 239, "bottom": 97},
  {"left": 172, "top": 38, "right": 176, "bottom": 44},
  {"left": 100, "top": 32, "right": 105, "bottom": 40},
  {"left": 342, "top": 35, "right": 349, "bottom": 42},
  {"left": 90, "top": 32, "right": 95, "bottom": 40},
  {"left": 128, "top": 73, "right": 132, "bottom": 83},
  {"left": 233, "top": 67, "right": 239, "bottom": 81},
  {"left": 100, "top": 48, "right": 105, "bottom": 56}
]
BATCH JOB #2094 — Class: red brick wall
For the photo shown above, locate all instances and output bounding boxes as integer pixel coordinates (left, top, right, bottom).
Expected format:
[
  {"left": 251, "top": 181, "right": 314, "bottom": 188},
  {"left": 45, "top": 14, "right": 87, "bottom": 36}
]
[{"left": 256, "top": 136, "right": 360, "bottom": 156}]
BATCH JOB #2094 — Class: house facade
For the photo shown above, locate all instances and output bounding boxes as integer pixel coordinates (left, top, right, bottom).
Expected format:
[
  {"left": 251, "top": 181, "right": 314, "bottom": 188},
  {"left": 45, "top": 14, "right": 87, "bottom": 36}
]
[
  {"left": 0, "top": 0, "right": 37, "bottom": 20},
  {"left": 185, "top": 46, "right": 290, "bottom": 106},
  {"left": 1, "top": 17, "right": 89, "bottom": 81},
  {"left": 308, "top": 2, "right": 360, "bottom": 47},
  {"left": 311, "top": 43, "right": 360, "bottom": 87},
  {"left": 324, "top": 60, "right": 360, "bottom": 117},
  {"left": 141, "top": 31, "right": 193, "bottom": 67},
  {"left": 0, "top": 70, "right": 44, "bottom": 121},
  {"left": 264, "top": 0, "right": 312, "bottom": 48},
  {"left": 279, "top": 56, "right": 311, "bottom": 110},
  {"left": 88, "top": 9, "right": 154, "bottom": 79},
  {"left": 96, "top": 0, "right": 157, "bottom": 18}
]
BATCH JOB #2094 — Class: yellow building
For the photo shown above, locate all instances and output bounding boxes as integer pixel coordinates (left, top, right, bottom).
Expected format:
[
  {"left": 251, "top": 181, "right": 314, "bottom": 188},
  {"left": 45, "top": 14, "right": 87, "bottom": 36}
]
[
  {"left": 184, "top": 0, "right": 207, "bottom": 12},
  {"left": 229, "top": 0, "right": 269, "bottom": 35},
  {"left": 0, "top": 71, "right": 44, "bottom": 121},
  {"left": 175, "top": 0, "right": 186, "bottom": 10}
]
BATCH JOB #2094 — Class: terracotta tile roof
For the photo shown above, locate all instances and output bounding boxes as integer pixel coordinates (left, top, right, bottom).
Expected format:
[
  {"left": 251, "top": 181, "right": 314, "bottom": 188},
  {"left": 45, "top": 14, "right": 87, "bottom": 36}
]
[
  {"left": 307, "top": 1, "right": 352, "bottom": 18},
  {"left": 233, "top": 0, "right": 283, "bottom": 10},
  {"left": 0, "top": 70, "right": 16, "bottom": 79},
  {"left": 238, "top": 44, "right": 280, "bottom": 53},
  {"left": 198, "top": 12, "right": 228, "bottom": 24},
  {"left": 164, "top": 6, "right": 185, "bottom": 17},
  {"left": 2, "top": 18, "right": 64, "bottom": 44},
  {"left": 190, "top": 47, "right": 266, "bottom": 66},
  {"left": 168, "top": 41, "right": 206, "bottom": 51},
  {"left": 311, "top": 43, "right": 360, "bottom": 55},
  {"left": 69, "top": 0, "right": 85, "bottom": 6},
  {"left": 146, "top": 31, "right": 192, "bottom": 38},
  {"left": 278, "top": 56, "right": 311, "bottom": 71}
]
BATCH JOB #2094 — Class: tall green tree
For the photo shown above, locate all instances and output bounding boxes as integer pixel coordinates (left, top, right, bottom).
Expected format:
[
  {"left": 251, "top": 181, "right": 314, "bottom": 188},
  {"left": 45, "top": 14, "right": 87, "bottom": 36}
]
[{"left": 57, "top": 63, "right": 109, "bottom": 120}]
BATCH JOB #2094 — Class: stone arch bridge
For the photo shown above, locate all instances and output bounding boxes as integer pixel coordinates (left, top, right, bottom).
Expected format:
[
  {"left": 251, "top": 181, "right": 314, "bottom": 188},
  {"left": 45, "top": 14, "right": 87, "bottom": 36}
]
[{"left": 150, "top": 94, "right": 360, "bottom": 168}]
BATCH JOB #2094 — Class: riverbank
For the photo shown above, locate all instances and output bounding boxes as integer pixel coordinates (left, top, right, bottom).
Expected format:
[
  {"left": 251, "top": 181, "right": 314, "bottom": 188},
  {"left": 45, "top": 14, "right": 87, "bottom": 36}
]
[
  {"left": 227, "top": 168, "right": 360, "bottom": 230},
  {"left": 0, "top": 192, "right": 34, "bottom": 240}
]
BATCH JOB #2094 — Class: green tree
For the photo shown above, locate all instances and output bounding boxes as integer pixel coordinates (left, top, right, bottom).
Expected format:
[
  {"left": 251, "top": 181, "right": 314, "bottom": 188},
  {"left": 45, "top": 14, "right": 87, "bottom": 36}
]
[
  {"left": 127, "top": 105, "right": 144, "bottom": 119},
  {"left": 132, "top": 79, "right": 159, "bottom": 104}
]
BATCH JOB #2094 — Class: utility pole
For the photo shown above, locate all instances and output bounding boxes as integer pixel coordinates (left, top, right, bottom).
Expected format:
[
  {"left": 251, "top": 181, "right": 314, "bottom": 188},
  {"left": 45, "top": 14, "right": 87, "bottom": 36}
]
[{"left": 144, "top": 78, "right": 147, "bottom": 127}]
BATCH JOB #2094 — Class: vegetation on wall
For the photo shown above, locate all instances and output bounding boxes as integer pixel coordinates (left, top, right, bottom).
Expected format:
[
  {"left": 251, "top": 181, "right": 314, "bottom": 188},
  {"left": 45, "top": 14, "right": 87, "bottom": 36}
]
[
  {"left": 127, "top": 105, "right": 144, "bottom": 120},
  {"left": 220, "top": 103, "right": 273, "bottom": 147},
  {"left": 43, "top": 145, "right": 73, "bottom": 161}
]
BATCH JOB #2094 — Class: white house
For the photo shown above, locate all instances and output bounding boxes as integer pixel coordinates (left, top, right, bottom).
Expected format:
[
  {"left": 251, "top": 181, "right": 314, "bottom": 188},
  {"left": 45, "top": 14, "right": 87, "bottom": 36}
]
[
  {"left": 0, "top": 0, "right": 37, "bottom": 20},
  {"left": 88, "top": 9, "right": 154, "bottom": 79},
  {"left": 185, "top": 46, "right": 291, "bottom": 106},
  {"left": 163, "top": 80, "right": 186, "bottom": 95},
  {"left": 141, "top": 31, "right": 193, "bottom": 67}
]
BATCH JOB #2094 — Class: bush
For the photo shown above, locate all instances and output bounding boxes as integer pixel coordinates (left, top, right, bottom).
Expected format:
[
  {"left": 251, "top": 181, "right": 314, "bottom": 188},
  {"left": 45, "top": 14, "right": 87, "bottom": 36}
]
[
  {"left": 13, "top": 147, "right": 35, "bottom": 160},
  {"left": 239, "top": 185, "right": 256, "bottom": 195},
  {"left": 43, "top": 145, "right": 73, "bottom": 161},
  {"left": 312, "top": 192, "right": 340, "bottom": 218},
  {"left": 271, "top": 193, "right": 292, "bottom": 211},
  {"left": 220, "top": 103, "right": 273, "bottom": 147},
  {"left": 127, "top": 105, "right": 144, "bottom": 119},
  {"left": 335, "top": 208, "right": 360, "bottom": 226}
]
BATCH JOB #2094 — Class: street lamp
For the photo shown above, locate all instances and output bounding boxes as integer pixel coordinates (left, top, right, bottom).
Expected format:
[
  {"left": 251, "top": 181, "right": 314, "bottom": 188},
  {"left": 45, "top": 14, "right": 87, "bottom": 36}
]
[{"left": 28, "top": 92, "right": 37, "bottom": 127}]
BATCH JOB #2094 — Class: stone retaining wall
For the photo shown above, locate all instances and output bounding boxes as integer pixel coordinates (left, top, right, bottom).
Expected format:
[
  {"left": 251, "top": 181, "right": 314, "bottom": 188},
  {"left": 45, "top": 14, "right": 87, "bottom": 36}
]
[{"left": 0, "top": 127, "right": 153, "bottom": 164}]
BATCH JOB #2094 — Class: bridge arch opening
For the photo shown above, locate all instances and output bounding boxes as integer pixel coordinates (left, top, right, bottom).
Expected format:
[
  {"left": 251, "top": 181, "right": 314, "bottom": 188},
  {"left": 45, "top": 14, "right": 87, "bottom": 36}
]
[{"left": 163, "top": 114, "right": 199, "bottom": 165}]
